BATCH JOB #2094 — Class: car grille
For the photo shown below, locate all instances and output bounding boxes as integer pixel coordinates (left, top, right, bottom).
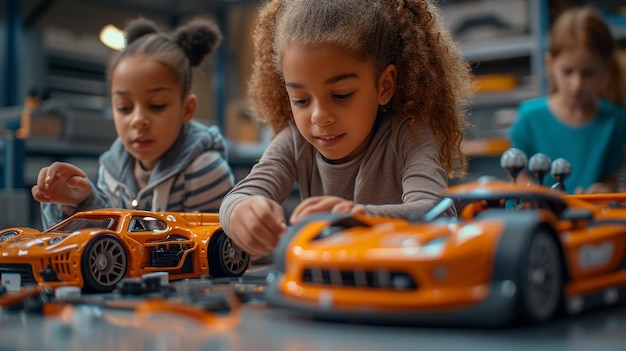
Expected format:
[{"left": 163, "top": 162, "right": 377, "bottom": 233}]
[
  {"left": 301, "top": 268, "right": 417, "bottom": 290},
  {"left": 0, "top": 264, "right": 37, "bottom": 286}
]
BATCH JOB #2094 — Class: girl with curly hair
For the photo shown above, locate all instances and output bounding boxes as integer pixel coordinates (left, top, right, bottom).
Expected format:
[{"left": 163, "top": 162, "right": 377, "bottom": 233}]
[
  {"left": 220, "top": 0, "right": 472, "bottom": 256},
  {"left": 33, "top": 17, "right": 235, "bottom": 228}
]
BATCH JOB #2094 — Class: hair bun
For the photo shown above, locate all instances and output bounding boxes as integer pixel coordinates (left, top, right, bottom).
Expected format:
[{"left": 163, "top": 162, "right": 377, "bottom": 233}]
[
  {"left": 174, "top": 18, "right": 223, "bottom": 67},
  {"left": 124, "top": 17, "right": 159, "bottom": 46}
]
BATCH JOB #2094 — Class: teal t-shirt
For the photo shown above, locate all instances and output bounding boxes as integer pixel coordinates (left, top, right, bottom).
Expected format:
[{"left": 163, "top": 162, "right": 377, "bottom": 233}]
[{"left": 509, "top": 97, "right": 626, "bottom": 193}]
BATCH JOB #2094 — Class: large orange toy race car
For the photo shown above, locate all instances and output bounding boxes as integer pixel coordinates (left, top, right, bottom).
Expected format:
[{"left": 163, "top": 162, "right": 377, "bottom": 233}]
[
  {"left": 266, "top": 150, "right": 626, "bottom": 326},
  {"left": 0, "top": 209, "right": 250, "bottom": 292}
]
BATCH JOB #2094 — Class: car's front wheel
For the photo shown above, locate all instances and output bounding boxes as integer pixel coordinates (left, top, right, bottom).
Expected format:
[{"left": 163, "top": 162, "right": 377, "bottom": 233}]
[
  {"left": 208, "top": 231, "right": 250, "bottom": 277},
  {"left": 519, "top": 229, "right": 563, "bottom": 322},
  {"left": 81, "top": 234, "right": 128, "bottom": 292}
]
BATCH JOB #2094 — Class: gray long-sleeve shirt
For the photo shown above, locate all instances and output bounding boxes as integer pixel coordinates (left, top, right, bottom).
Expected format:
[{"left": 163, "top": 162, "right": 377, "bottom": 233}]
[{"left": 219, "top": 115, "right": 450, "bottom": 235}]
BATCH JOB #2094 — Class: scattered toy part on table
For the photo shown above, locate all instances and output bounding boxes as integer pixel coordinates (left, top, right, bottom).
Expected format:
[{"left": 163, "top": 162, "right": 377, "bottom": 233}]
[{"left": 0, "top": 267, "right": 270, "bottom": 331}]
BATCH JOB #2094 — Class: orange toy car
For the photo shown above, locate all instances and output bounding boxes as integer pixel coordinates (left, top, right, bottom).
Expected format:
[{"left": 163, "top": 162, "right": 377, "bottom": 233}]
[
  {"left": 266, "top": 177, "right": 626, "bottom": 327},
  {"left": 0, "top": 209, "right": 250, "bottom": 292}
]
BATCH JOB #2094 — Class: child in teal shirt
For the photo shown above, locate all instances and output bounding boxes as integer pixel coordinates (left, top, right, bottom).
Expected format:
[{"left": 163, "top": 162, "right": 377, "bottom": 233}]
[{"left": 509, "top": 6, "right": 626, "bottom": 194}]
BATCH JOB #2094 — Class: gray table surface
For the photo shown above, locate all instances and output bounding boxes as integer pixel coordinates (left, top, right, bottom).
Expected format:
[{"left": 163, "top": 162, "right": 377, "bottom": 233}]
[{"left": 1, "top": 265, "right": 626, "bottom": 351}]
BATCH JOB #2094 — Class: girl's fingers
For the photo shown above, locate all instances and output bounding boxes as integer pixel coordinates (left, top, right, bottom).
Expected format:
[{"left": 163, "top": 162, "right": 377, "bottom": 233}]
[
  {"left": 229, "top": 197, "right": 287, "bottom": 255},
  {"left": 31, "top": 185, "right": 50, "bottom": 202},
  {"left": 290, "top": 197, "right": 321, "bottom": 223}
]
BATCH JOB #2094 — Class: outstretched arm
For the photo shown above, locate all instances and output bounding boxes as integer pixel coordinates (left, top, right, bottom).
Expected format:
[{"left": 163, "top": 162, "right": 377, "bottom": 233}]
[
  {"left": 33, "top": 162, "right": 102, "bottom": 229},
  {"left": 219, "top": 127, "right": 299, "bottom": 255},
  {"left": 227, "top": 196, "right": 287, "bottom": 256}
]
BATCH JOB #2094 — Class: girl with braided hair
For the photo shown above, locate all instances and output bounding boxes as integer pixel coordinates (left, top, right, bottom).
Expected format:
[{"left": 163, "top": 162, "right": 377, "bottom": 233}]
[
  {"left": 220, "top": 0, "right": 473, "bottom": 256},
  {"left": 33, "top": 17, "right": 235, "bottom": 229}
]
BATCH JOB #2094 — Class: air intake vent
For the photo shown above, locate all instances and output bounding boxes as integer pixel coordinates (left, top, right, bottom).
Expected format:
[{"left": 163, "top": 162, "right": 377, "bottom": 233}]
[{"left": 302, "top": 268, "right": 417, "bottom": 290}]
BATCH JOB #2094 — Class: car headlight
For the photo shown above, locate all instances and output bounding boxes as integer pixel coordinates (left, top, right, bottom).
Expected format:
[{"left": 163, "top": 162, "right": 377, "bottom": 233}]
[
  {"left": 0, "top": 231, "right": 19, "bottom": 243},
  {"left": 48, "top": 236, "right": 68, "bottom": 245}
]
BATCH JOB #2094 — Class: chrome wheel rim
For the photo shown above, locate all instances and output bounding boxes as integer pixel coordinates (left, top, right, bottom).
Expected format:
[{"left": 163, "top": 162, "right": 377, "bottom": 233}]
[
  {"left": 88, "top": 237, "right": 126, "bottom": 287},
  {"left": 221, "top": 236, "right": 247, "bottom": 274}
]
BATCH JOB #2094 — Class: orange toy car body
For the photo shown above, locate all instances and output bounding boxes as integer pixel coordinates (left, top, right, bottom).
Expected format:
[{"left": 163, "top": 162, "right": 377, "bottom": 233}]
[
  {"left": 0, "top": 209, "right": 250, "bottom": 292},
  {"left": 266, "top": 179, "right": 626, "bottom": 326}
]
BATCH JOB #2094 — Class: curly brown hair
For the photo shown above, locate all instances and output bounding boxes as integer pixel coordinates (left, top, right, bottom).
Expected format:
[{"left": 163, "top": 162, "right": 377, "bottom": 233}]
[{"left": 247, "top": 0, "right": 472, "bottom": 178}]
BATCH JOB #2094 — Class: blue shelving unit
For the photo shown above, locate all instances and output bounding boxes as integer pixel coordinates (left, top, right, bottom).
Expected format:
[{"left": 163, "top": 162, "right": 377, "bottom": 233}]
[{"left": 1, "top": 0, "right": 22, "bottom": 107}]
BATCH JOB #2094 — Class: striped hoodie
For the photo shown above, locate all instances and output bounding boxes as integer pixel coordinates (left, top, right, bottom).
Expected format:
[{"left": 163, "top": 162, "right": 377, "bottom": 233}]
[{"left": 41, "top": 120, "right": 234, "bottom": 229}]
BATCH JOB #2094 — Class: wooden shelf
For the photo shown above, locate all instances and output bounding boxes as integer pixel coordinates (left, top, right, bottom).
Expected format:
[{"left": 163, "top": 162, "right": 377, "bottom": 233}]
[{"left": 462, "top": 137, "right": 511, "bottom": 157}]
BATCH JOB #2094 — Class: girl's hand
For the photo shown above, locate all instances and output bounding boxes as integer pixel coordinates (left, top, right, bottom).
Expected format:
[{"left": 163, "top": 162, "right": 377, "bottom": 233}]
[
  {"left": 228, "top": 196, "right": 287, "bottom": 256},
  {"left": 31, "top": 162, "right": 92, "bottom": 207},
  {"left": 290, "top": 196, "right": 365, "bottom": 224},
  {"left": 575, "top": 182, "right": 613, "bottom": 194}
]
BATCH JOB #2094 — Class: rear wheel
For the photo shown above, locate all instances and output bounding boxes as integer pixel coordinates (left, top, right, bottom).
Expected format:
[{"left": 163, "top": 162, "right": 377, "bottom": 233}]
[
  {"left": 81, "top": 234, "right": 127, "bottom": 292},
  {"left": 519, "top": 229, "right": 562, "bottom": 322},
  {"left": 209, "top": 231, "right": 250, "bottom": 277}
]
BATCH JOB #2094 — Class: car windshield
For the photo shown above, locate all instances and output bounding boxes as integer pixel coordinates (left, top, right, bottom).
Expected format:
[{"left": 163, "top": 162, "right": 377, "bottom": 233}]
[
  {"left": 49, "top": 217, "right": 117, "bottom": 233},
  {"left": 129, "top": 216, "right": 168, "bottom": 232}
]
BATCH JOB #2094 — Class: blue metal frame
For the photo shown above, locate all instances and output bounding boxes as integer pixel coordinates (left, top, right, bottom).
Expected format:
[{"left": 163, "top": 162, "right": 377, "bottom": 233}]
[
  {"left": 1, "top": 0, "right": 22, "bottom": 107},
  {"left": 1, "top": 0, "right": 26, "bottom": 189},
  {"left": 212, "top": 6, "right": 227, "bottom": 134}
]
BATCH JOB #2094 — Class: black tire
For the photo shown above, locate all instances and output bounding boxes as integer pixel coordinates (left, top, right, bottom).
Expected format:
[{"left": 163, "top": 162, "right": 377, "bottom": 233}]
[
  {"left": 518, "top": 229, "right": 563, "bottom": 322},
  {"left": 208, "top": 231, "right": 250, "bottom": 277},
  {"left": 81, "top": 234, "right": 128, "bottom": 292}
]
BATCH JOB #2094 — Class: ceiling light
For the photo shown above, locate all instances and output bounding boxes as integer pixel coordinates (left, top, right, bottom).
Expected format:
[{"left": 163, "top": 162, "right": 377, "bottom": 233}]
[{"left": 99, "top": 24, "right": 125, "bottom": 51}]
